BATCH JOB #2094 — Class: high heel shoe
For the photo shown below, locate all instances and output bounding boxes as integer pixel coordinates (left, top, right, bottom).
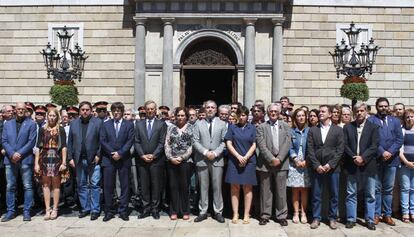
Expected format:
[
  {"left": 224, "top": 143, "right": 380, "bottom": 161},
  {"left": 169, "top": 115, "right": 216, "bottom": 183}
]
[
  {"left": 231, "top": 214, "right": 239, "bottom": 224},
  {"left": 44, "top": 208, "right": 52, "bottom": 221},
  {"left": 50, "top": 207, "right": 58, "bottom": 220},
  {"left": 300, "top": 212, "right": 308, "bottom": 224},
  {"left": 242, "top": 215, "right": 250, "bottom": 224},
  {"left": 292, "top": 212, "right": 299, "bottom": 224}
]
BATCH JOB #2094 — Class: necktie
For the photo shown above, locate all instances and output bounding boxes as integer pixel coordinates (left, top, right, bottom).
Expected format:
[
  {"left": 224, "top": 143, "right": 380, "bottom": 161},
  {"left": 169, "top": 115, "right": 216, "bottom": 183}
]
[
  {"left": 271, "top": 123, "right": 279, "bottom": 155},
  {"left": 208, "top": 118, "right": 213, "bottom": 136},
  {"left": 115, "top": 120, "right": 120, "bottom": 138},
  {"left": 147, "top": 119, "right": 152, "bottom": 139}
]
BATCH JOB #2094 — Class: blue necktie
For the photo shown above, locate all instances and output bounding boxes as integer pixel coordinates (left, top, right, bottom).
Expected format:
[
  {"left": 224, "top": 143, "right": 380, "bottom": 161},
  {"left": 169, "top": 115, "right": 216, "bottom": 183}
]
[
  {"left": 147, "top": 120, "right": 152, "bottom": 139},
  {"left": 115, "top": 120, "right": 120, "bottom": 138}
]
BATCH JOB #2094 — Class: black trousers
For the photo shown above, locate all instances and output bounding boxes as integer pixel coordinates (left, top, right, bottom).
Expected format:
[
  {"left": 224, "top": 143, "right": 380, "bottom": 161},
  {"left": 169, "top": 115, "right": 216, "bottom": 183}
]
[
  {"left": 138, "top": 164, "right": 163, "bottom": 213},
  {"left": 103, "top": 163, "right": 131, "bottom": 215},
  {"left": 167, "top": 162, "right": 190, "bottom": 216}
]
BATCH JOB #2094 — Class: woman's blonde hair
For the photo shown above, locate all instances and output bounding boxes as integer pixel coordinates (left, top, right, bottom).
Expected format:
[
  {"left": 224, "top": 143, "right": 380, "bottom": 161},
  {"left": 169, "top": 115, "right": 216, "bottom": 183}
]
[{"left": 44, "top": 107, "right": 61, "bottom": 131}]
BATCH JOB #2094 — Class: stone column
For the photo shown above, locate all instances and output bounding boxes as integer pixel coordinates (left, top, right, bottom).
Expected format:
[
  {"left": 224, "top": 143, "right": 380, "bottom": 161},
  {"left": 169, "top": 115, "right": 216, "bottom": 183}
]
[
  {"left": 243, "top": 18, "right": 257, "bottom": 109},
  {"left": 272, "top": 18, "right": 284, "bottom": 102},
  {"left": 162, "top": 18, "right": 175, "bottom": 108},
  {"left": 133, "top": 17, "right": 146, "bottom": 108}
]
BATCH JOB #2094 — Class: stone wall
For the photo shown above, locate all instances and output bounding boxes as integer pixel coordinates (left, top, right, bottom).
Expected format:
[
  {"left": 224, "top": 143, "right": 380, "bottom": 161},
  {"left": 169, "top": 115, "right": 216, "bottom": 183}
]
[
  {"left": 0, "top": 5, "right": 136, "bottom": 108},
  {"left": 284, "top": 6, "right": 414, "bottom": 108}
]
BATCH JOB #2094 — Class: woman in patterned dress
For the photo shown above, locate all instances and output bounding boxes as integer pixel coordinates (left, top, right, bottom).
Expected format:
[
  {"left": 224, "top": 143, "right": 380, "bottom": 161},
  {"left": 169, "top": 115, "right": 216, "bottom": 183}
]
[
  {"left": 34, "top": 108, "right": 67, "bottom": 220},
  {"left": 165, "top": 107, "right": 194, "bottom": 220},
  {"left": 287, "top": 108, "right": 311, "bottom": 224}
]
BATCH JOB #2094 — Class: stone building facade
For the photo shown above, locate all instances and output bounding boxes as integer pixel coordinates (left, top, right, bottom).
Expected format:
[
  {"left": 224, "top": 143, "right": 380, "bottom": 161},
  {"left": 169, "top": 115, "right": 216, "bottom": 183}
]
[{"left": 0, "top": 0, "right": 413, "bottom": 109}]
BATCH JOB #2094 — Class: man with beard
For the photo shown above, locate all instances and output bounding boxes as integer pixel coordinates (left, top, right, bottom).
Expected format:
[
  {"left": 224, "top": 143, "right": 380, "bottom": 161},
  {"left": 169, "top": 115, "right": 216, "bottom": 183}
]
[{"left": 368, "top": 97, "right": 403, "bottom": 226}]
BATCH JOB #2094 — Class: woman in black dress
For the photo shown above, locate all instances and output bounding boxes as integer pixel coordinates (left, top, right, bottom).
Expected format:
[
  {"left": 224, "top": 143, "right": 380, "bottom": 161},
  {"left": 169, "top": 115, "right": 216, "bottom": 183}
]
[{"left": 34, "top": 108, "right": 67, "bottom": 220}]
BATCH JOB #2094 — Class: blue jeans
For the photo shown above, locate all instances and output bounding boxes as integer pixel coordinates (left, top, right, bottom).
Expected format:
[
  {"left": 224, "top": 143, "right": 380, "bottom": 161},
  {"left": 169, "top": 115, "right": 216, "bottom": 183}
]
[
  {"left": 76, "top": 159, "right": 101, "bottom": 214},
  {"left": 346, "top": 173, "right": 376, "bottom": 223},
  {"left": 312, "top": 171, "right": 339, "bottom": 221},
  {"left": 5, "top": 164, "right": 33, "bottom": 214},
  {"left": 375, "top": 165, "right": 397, "bottom": 217},
  {"left": 400, "top": 165, "right": 414, "bottom": 215}
]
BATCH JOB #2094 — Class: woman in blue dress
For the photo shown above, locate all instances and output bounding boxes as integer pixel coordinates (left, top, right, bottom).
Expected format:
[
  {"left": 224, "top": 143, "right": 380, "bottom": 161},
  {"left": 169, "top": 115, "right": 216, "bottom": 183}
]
[
  {"left": 288, "top": 108, "right": 311, "bottom": 224},
  {"left": 225, "top": 106, "right": 257, "bottom": 225}
]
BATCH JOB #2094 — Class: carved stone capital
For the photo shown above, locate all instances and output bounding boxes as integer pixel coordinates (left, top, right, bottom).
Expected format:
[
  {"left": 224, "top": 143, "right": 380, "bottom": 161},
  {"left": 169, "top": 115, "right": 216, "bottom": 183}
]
[
  {"left": 162, "top": 18, "right": 175, "bottom": 25},
  {"left": 243, "top": 18, "right": 257, "bottom": 26},
  {"left": 271, "top": 17, "right": 285, "bottom": 26},
  {"left": 133, "top": 17, "right": 147, "bottom": 25}
]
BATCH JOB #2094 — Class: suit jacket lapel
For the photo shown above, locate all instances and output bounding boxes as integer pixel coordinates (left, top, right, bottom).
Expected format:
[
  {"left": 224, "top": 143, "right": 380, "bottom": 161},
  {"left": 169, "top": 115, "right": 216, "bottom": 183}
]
[
  {"left": 315, "top": 124, "right": 323, "bottom": 145},
  {"left": 11, "top": 120, "right": 18, "bottom": 144},
  {"left": 85, "top": 118, "right": 94, "bottom": 140}
]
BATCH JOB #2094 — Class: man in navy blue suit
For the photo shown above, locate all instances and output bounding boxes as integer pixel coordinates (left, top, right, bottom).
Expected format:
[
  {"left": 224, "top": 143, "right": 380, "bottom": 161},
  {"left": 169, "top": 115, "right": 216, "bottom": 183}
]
[
  {"left": 368, "top": 97, "right": 403, "bottom": 226},
  {"left": 1, "top": 102, "right": 37, "bottom": 222},
  {"left": 100, "top": 102, "right": 134, "bottom": 222}
]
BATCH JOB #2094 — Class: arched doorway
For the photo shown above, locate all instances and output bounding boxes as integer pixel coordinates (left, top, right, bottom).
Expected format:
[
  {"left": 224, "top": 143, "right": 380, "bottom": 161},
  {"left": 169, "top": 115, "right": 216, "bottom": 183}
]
[{"left": 180, "top": 37, "right": 238, "bottom": 107}]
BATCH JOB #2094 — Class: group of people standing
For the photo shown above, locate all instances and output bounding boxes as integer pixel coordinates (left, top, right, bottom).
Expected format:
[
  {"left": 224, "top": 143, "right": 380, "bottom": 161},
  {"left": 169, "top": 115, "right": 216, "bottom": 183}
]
[{"left": 0, "top": 96, "right": 413, "bottom": 232}]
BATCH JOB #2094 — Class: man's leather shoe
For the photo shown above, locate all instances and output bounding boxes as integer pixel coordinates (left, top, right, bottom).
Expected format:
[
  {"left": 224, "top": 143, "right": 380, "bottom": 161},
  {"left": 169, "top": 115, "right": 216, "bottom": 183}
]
[
  {"left": 152, "top": 212, "right": 160, "bottom": 220},
  {"left": 367, "top": 222, "right": 376, "bottom": 230},
  {"left": 279, "top": 219, "right": 288, "bottom": 226},
  {"left": 310, "top": 219, "right": 320, "bottom": 229},
  {"left": 138, "top": 211, "right": 150, "bottom": 219},
  {"left": 214, "top": 214, "right": 225, "bottom": 223},
  {"left": 259, "top": 218, "right": 269, "bottom": 225},
  {"left": 329, "top": 220, "right": 337, "bottom": 230},
  {"left": 78, "top": 211, "right": 90, "bottom": 218},
  {"left": 374, "top": 215, "right": 380, "bottom": 225},
  {"left": 23, "top": 212, "right": 31, "bottom": 222},
  {"left": 194, "top": 214, "right": 208, "bottom": 223},
  {"left": 383, "top": 216, "right": 395, "bottom": 226},
  {"left": 90, "top": 213, "right": 100, "bottom": 221},
  {"left": 119, "top": 213, "right": 129, "bottom": 221},
  {"left": 1, "top": 212, "right": 15, "bottom": 222},
  {"left": 103, "top": 213, "right": 114, "bottom": 222},
  {"left": 345, "top": 221, "right": 355, "bottom": 229}
]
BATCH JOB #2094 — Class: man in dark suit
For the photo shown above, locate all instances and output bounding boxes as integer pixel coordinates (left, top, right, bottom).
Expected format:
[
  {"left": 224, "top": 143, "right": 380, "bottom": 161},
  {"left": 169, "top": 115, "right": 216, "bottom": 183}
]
[
  {"left": 367, "top": 97, "right": 403, "bottom": 226},
  {"left": 256, "top": 103, "right": 292, "bottom": 226},
  {"left": 68, "top": 101, "right": 103, "bottom": 221},
  {"left": 100, "top": 102, "right": 134, "bottom": 222},
  {"left": 343, "top": 103, "right": 379, "bottom": 230},
  {"left": 1, "top": 102, "right": 37, "bottom": 222},
  {"left": 308, "top": 104, "right": 344, "bottom": 229},
  {"left": 135, "top": 100, "right": 167, "bottom": 219}
]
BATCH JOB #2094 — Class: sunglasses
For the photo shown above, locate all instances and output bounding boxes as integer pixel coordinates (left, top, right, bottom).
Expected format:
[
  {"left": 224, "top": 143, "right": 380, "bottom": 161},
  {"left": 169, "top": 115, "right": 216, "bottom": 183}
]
[
  {"left": 35, "top": 112, "right": 46, "bottom": 116},
  {"left": 96, "top": 108, "right": 107, "bottom": 113}
]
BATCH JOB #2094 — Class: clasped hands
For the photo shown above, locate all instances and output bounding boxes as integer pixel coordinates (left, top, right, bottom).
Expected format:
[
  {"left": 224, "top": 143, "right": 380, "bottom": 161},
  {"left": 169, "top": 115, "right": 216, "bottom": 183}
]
[
  {"left": 141, "top": 154, "right": 155, "bottom": 163},
  {"left": 382, "top": 151, "right": 392, "bottom": 161},
  {"left": 111, "top": 151, "right": 121, "bottom": 161},
  {"left": 205, "top": 151, "right": 216, "bottom": 161},
  {"left": 11, "top": 152, "right": 22, "bottom": 164},
  {"left": 353, "top": 155, "right": 365, "bottom": 166},
  {"left": 170, "top": 156, "right": 183, "bottom": 165},
  {"left": 316, "top": 164, "right": 331, "bottom": 174},
  {"left": 236, "top": 155, "right": 249, "bottom": 167}
]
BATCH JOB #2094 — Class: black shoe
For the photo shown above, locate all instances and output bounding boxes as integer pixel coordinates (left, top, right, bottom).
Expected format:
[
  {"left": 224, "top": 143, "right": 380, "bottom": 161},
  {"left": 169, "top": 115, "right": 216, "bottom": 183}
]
[
  {"left": 90, "top": 213, "right": 100, "bottom": 221},
  {"left": 119, "top": 213, "right": 129, "bottom": 221},
  {"left": 214, "top": 213, "right": 225, "bottom": 223},
  {"left": 259, "top": 218, "right": 269, "bottom": 225},
  {"left": 1, "top": 212, "right": 15, "bottom": 222},
  {"left": 78, "top": 211, "right": 90, "bottom": 218},
  {"left": 103, "top": 213, "right": 114, "bottom": 222},
  {"left": 194, "top": 214, "right": 208, "bottom": 223},
  {"left": 138, "top": 211, "right": 150, "bottom": 219},
  {"left": 367, "top": 222, "right": 376, "bottom": 230},
  {"left": 23, "top": 212, "right": 31, "bottom": 222},
  {"left": 152, "top": 212, "right": 160, "bottom": 220},
  {"left": 345, "top": 221, "right": 355, "bottom": 229},
  {"left": 279, "top": 219, "right": 288, "bottom": 226}
]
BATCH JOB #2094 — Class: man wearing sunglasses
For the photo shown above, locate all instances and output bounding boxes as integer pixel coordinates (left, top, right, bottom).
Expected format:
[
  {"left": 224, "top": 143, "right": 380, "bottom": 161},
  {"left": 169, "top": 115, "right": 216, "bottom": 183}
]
[{"left": 94, "top": 101, "right": 110, "bottom": 122}]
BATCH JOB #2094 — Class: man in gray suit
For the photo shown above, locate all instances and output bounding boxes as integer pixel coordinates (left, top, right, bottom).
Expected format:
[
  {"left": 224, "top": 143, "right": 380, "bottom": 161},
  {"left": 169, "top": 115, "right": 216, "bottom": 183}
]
[
  {"left": 68, "top": 101, "right": 103, "bottom": 221},
  {"left": 256, "top": 103, "right": 292, "bottom": 226},
  {"left": 193, "top": 100, "right": 227, "bottom": 223}
]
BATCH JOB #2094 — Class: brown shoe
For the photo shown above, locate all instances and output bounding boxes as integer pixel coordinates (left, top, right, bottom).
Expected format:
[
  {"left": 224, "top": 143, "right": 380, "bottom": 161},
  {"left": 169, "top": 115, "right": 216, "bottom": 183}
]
[
  {"left": 329, "top": 220, "right": 338, "bottom": 230},
  {"left": 374, "top": 215, "right": 380, "bottom": 225},
  {"left": 383, "top": 216, "right": 395, "bottom": 226},
  {"left": 310, "top": 219, "right": 320, "bottom": 229}
]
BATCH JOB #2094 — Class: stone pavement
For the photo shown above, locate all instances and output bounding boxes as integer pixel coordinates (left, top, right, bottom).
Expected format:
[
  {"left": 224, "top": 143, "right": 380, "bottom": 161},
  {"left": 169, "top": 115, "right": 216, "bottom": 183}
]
[{"left": 1, "top": 214, "right": 414, "bottom": 237}]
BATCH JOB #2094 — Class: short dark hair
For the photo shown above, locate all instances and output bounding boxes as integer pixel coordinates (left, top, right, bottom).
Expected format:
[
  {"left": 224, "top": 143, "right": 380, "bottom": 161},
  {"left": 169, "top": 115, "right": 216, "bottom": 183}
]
[
  {"left": 110, "top": 102, "right": 125, "bottom": 113},
  {"left": 394, "top": 102, "right": 405, "bottom": 110},
  {"left": 79, "top": 101, "right": 92, "bottom": 110},
  {"left": 251, "top": 105, "right": 265, "bottom": 113},
  {"left": 319, "top": 104, "right": 332, "bottom": 113},
  {"left": 280, "top": 96, "right": 289, "bottom": 102},
  {"left": 174, "top": 107, "right": 189, "bottom": 118},
  {"left": 236, "top": 105, "right": 250, "bottom": 117},
  {"left": 376, "top": 97, "right": 389, "bottom": 107}
]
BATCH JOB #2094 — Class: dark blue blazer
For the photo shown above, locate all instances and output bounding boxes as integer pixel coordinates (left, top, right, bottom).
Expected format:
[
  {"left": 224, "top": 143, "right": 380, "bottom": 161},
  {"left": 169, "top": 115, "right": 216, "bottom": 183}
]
[
  {"left": 100, "top": 119, "right": 134, "bottom": 167},
  {"left": 2, "top": 118, "right": 37, "bottom": 165},
  {"left": 343, "top": 120, "right": 379, "bottom": 175},
  {"left": 67, "top": 116, "right": 102, "bottom": 165},
  {"left": 367, "top": 115, "right": 403, "bottom": 167}
]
